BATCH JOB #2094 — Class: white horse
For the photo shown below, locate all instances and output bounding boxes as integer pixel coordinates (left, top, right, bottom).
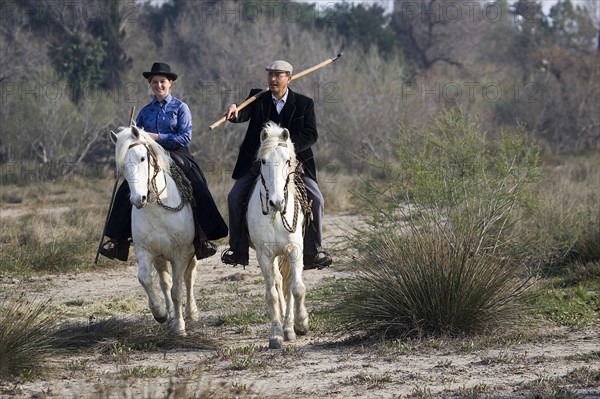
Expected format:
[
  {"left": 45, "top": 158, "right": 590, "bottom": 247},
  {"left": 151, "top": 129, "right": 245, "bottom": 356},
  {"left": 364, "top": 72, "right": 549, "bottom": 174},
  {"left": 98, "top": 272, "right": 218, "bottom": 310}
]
[
  {"left": 247, "top": 122, "right": 310, "bottom": 349},
  {"left": 110, "top": 126, "right": 199, "bottom": 336}
]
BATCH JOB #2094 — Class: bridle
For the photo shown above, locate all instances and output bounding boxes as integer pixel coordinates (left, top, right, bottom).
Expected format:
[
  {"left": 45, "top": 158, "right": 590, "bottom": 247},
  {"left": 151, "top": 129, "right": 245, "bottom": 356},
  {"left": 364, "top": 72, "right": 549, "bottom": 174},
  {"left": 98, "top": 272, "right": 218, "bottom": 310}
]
[
  {"left": 127, "top": 141, "right": 185, "bottom": 212},
  {"left": 259, "top": 143, "right": 302, "bottom": 233}
]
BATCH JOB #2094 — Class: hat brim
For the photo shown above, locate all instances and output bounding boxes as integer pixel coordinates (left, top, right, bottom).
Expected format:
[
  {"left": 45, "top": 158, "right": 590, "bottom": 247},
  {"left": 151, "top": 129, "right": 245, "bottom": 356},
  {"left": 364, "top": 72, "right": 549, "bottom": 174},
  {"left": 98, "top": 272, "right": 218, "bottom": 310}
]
[{"left": 143, "top": 72, "right": 178, "bottom": 81}]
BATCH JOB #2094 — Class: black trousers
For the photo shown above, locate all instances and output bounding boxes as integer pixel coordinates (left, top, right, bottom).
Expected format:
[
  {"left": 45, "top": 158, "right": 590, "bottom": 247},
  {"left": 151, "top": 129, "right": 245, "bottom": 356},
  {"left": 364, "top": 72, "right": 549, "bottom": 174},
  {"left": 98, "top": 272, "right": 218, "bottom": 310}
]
[{"left": 104, "top": 149, "right": 228, "bottom": 242}]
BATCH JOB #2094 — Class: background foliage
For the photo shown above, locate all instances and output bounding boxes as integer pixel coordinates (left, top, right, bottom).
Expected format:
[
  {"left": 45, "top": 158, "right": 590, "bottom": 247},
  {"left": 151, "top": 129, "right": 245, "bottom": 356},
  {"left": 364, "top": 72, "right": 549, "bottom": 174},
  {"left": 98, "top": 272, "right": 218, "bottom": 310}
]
[{"left": 0, "top": 0, "right": 598, "bottom": 174}]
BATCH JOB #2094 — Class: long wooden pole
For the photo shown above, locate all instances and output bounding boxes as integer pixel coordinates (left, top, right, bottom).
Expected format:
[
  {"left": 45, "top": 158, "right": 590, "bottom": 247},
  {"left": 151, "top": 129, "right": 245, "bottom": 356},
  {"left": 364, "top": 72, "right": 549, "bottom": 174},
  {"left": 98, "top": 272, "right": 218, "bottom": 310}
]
[
  {"left": 209, "top": 52, "right": 343, "bottom": 130},
  {"left": 94, "top": 106, "right": 135, "bottom": 264}
]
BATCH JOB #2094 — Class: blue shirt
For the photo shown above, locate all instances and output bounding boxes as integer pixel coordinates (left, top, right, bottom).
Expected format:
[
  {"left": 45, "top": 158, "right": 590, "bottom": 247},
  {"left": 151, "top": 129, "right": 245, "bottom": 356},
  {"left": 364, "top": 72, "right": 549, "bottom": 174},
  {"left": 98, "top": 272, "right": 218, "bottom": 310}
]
[{"left": 135, "top": 94, "right": 192, "bottom": 151}]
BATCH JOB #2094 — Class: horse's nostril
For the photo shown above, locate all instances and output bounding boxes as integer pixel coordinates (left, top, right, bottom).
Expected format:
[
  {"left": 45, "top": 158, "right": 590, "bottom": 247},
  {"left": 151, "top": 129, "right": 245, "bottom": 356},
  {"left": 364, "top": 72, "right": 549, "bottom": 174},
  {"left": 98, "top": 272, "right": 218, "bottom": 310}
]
[
  {"left": 141, "top": 195, "right": 147, "bottom": 203},
  {"left": 269, "top": 199, "right": 284, "bottom": 211}
]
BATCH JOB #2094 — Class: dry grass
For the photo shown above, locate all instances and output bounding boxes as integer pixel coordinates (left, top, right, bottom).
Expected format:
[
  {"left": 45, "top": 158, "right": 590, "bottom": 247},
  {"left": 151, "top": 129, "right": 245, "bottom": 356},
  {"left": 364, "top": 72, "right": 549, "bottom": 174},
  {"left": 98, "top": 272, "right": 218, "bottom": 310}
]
[
  {"left": 0, "top": 294, "right": 59, "bottom": 378},
  {"left": 521, "top": 152, "right": 600, "bottom": 272},
  {"left": 1, "top": 175, "right": 126, "bottom": 276}
]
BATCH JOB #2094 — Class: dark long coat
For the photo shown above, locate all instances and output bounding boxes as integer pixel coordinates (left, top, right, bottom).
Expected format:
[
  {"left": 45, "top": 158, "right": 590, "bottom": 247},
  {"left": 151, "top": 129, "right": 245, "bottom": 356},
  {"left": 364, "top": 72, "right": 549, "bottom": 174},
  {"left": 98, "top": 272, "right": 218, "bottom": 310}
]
[{"left": 231, "top": 88, "right": 319, "bottom": 183}]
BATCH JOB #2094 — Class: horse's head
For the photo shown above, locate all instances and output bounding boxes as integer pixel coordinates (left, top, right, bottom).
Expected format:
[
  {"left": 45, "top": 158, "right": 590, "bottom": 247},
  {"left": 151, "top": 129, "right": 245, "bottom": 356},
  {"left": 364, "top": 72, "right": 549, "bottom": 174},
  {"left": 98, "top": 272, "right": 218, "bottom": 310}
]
[
  {"left": 109, "top": 126, "right": 170, "bottom": 209},
  {"left": 257, "top": 121, "right": 296, "bottom": 213}
]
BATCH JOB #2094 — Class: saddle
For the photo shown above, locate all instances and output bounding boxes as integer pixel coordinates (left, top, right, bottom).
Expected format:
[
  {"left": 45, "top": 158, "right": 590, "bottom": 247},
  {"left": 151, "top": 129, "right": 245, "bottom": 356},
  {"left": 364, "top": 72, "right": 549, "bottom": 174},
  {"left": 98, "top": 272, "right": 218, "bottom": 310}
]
[
  {"left": 170, "top": 151, "right": 207, "bottom": 185},
  {"left": 169, "top": 152, "right": 215, "bottom": 259}
]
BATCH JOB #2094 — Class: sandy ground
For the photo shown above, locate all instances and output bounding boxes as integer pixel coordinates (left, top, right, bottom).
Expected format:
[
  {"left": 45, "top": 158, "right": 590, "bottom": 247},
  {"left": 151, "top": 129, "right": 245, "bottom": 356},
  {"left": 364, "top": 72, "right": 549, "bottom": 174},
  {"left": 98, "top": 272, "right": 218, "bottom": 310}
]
[{"left": 1, "top": 214, "right": 599, "bottom": 398}]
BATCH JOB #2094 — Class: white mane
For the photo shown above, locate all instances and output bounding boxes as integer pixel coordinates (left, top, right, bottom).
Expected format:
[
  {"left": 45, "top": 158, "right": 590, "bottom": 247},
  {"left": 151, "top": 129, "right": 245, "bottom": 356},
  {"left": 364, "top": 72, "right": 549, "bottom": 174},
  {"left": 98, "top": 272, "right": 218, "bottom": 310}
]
[{"left": 257, "top": 121, "right": 296, "bottom": 161}]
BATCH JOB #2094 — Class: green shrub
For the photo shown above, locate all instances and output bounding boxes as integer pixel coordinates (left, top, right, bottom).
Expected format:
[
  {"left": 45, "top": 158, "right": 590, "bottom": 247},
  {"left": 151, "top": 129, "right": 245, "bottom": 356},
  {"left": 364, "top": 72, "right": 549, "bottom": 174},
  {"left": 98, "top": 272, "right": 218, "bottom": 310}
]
[{"left": 339, "top": 109, "right": 541, "bottom": 338}]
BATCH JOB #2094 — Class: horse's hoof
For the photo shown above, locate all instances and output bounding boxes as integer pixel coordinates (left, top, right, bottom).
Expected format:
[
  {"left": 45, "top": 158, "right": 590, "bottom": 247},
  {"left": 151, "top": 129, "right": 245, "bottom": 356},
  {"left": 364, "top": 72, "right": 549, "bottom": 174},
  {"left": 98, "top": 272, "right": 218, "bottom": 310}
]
[
  {"left": 268, "top": 337, "right": 283, "bottom": 349},
  {"left": 154, "top": 315, "right": 168, "bottom": 323},
  {"left": 294, "top": 326, "right": 308, "bottom": 336},
  {"left": 174, "top": 330, "right": 187, "bottom": 337},
  {"left": 284, "top": 330, "right": 296, "bottom": 341},
  {"left": 295, "top": 318, "right": 309, "bottom": 335}
]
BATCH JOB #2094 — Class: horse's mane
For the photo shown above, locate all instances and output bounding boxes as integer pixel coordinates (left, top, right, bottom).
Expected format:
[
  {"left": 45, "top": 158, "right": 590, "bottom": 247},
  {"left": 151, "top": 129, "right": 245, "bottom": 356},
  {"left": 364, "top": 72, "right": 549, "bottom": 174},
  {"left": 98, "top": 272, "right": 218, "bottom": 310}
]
[
  {"left": 257, "top": 121, "right": 296, "bottom": 161},
  {"left": 114, "top": 126, "right": 172, "bottom": 174}
]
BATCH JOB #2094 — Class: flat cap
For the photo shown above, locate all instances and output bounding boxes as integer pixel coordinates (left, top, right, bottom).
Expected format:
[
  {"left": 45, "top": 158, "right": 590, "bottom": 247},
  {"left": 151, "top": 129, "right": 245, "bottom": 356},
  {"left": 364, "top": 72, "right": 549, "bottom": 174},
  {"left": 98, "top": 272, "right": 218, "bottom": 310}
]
[{"left": 265, "top": 60, "right": 293, "bottom": 74}]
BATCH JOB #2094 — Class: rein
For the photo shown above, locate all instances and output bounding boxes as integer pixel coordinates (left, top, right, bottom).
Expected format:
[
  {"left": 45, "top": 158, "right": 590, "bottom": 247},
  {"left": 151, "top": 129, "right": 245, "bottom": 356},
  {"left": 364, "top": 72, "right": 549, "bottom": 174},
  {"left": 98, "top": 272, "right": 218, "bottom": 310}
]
[{"left": 259, "top": 157, "right": 312, "bottom": 233}]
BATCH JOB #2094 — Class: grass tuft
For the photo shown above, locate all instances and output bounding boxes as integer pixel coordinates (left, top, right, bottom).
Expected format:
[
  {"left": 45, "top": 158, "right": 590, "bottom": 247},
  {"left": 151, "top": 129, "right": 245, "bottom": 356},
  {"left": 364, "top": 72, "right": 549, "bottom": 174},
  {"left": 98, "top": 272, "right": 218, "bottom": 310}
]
[
  {"left": 0, "top": 294, "right": 59, "bottom": 378},
  {"left": 335, "top": 231, "right": 530, "bottom": 338}
]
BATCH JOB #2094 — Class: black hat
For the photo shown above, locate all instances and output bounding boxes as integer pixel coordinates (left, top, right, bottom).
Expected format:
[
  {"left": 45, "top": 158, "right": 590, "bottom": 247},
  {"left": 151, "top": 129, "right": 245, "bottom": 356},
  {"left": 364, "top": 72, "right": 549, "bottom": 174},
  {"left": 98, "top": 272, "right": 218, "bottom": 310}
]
[{"left": 143, "top": 62, "right": 178, "bottom": 81}]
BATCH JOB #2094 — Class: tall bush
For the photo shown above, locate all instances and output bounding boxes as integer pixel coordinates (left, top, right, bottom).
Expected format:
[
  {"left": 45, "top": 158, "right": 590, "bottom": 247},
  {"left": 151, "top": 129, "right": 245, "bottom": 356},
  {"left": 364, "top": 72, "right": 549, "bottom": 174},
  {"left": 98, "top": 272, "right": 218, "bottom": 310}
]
[{"left": 339, "top": 109, "right": 542, "bottom": 337}]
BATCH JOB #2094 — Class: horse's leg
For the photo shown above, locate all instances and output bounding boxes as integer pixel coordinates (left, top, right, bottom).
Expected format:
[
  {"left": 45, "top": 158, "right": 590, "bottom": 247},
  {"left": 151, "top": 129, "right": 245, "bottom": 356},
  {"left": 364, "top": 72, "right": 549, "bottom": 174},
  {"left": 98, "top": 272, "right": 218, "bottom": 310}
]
[
  {"left": 169, "top": 257, "right": 187, "bottom": 336},
  {"left": 137, "top": 253, "right": 168, "bottom": 323},
  {"left": 185, "top": 256, "right": 199, "bottom": 321},
  {"left": 257, "top": 249, "right": 284, "bottom": 349},
  {"left": 290, "top": 245, "right": 309, "bottom": 336},
  {"left": 274, "top": 259, "right": 286, "bottom": 319},
  {"left": 154, "top": 258, "right": 174, "bottom": 320},
  {"left": 280, "top": 256, "right": 296, "bottom": 342}
]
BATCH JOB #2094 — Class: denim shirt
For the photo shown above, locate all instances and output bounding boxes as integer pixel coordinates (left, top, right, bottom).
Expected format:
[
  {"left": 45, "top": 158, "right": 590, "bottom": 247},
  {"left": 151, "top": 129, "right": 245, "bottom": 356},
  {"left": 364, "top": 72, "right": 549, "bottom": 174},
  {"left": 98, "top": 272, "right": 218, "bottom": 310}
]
[{"left": 135, "top": 94, "right": 192, "bottom": 151}]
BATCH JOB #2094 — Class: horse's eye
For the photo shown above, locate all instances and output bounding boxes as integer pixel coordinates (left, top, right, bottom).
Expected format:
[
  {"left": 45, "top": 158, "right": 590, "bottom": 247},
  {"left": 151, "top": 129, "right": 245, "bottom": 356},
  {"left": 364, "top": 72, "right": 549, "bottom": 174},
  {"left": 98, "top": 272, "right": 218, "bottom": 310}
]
[
  {"left": 261, "top": 159, "right": 266, "bottom": 165},
  {"left": 287, "top": 160, "right": 291, "bottom": 166},
  {"left": 141, "top": 156, "right": 146, "bottom": 162}
]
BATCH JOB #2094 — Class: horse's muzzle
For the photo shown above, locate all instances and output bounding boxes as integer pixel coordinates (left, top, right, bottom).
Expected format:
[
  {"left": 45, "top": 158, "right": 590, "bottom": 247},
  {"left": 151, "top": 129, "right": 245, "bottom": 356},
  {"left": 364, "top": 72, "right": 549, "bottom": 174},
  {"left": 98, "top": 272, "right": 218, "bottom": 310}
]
[
  {"left": 269, "top": 198, "right": 285, "bottom": 212},
  {"left": 130, "top": 194, "right": 148, "bottom": 209}
]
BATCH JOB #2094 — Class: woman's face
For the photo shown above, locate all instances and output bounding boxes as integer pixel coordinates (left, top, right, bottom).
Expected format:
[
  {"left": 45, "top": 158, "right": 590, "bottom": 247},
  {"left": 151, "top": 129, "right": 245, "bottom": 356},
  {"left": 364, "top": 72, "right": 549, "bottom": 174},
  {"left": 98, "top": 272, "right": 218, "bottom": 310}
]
[{"left": 149, "top": 75, "right": 173, "bottom": 100}]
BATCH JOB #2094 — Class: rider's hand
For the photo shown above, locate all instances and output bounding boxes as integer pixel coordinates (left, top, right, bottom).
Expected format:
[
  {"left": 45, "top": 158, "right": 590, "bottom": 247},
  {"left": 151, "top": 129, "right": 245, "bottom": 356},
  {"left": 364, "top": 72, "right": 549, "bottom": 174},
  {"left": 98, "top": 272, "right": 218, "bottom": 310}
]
[{"left": 225, "top": 104, "right": 238, "bottom": 121}]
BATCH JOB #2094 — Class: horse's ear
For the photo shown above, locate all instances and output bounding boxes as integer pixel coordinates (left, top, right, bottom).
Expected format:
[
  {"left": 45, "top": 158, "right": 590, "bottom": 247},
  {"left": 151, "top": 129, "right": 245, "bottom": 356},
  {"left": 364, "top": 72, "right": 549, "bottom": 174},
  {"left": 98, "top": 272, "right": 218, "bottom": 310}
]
[
  {"left": 260, "top": 128, "right": 269, "bottom": 142},
  {"left": 281, "top": 128, "right": 290, "bottom": 142},
  {"left": 110, "top": 130, "right": 118, "bottom": 144},
  {"left": 132, "top": 125, "right": 141, "bottom": 139}
]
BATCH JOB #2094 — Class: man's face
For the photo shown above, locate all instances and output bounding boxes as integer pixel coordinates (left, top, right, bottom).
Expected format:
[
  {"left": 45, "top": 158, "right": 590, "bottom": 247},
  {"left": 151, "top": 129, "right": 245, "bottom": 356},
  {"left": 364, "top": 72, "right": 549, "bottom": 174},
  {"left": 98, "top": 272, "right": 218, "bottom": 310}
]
[{"left": 268, "top": 71, "right": 291, "bottom": 95}]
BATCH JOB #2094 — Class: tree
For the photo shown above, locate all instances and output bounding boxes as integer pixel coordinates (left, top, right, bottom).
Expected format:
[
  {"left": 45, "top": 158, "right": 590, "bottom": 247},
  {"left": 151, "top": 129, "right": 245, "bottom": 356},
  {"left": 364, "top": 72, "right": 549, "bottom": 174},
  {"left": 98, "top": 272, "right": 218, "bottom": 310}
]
[
  {"left": 315, "top": 3, "right": 396, "bottom": 57},
  {"left": 87, "top": 0, "right": 132, "bottom": 91},
  {"left": 547, "top": 0, "right": 597, "bottom": 51},
  {"left": 51, "top": 32, "right": 106, "bottom": 104},
  {"left": 390, "top": 0, "right": 464, "bottom": 72}
]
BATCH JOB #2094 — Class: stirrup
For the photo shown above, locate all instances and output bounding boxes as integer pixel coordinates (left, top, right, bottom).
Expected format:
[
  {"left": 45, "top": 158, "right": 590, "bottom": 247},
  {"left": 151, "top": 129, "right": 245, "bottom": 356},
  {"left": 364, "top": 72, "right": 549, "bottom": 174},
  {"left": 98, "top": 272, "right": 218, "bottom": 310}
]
[
  {"left": 220, "top": 249, "right": 249, "bottom": 267},
  {"left": 195, "top": 240, "right": 217, "bottom": 260},
  {"left": 304, "top": 251, "right": 332, "bottom": 270},
  {"left": 99, "top": 239, "right": 129, "bottom": 262}
]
